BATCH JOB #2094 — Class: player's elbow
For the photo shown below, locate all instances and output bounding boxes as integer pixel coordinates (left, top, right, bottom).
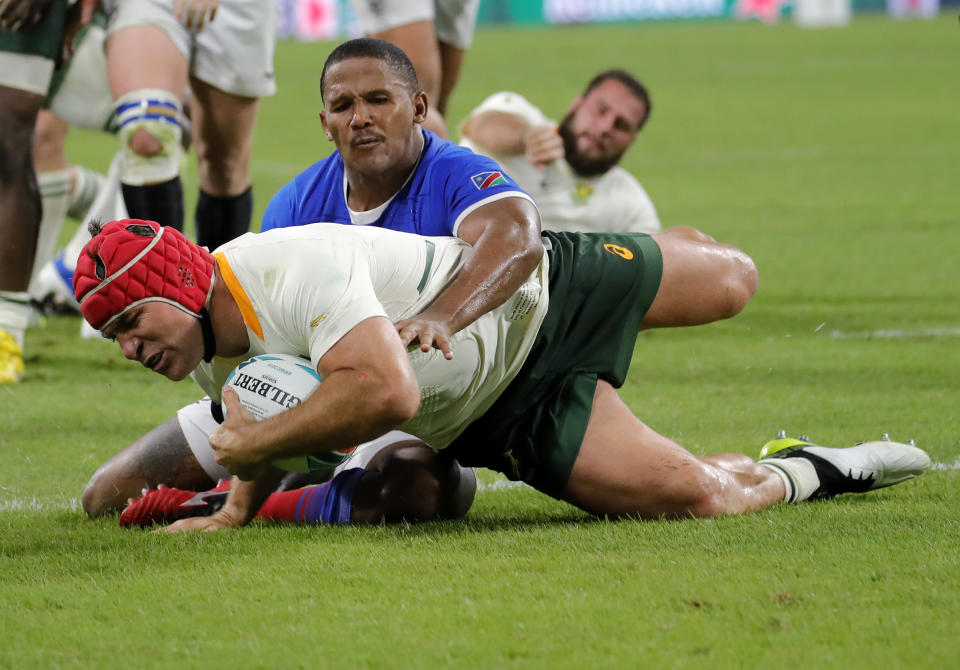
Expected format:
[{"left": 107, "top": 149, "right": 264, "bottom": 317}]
[
  {"left": 513, "top": 208, "right": 545, "bottom": 270},
  {"left": 81, "top": 467, "right": 127, "bottom": 518},
  {"left": 723, "top": 250, "right": 758, "bottom": 318},
  {"left": 376, "top": 373, "right": 421, "bottom": 426}
]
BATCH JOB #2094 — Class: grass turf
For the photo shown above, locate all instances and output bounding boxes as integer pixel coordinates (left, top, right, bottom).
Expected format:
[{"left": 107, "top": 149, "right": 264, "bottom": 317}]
[{"left": 3, "top": 13, "right": 959, "bottom": 669}]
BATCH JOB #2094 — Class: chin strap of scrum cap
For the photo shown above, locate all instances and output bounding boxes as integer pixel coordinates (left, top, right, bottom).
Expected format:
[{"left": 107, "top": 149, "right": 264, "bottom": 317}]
[{"left": 199, "top": 307, "right": 216, "bottom": 363}]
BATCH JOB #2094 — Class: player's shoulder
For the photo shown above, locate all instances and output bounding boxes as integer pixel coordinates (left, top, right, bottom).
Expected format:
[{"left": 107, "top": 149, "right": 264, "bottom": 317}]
[
  {"left": 294, "top": 151, "right": 343, "bottom": 188},
  {"left": 467, "top": 91, "right": 548, "bottom": 125},
  {"left": 424, "top": 130, "right": 507, "bottom": 175},
  {"left": 263, "top": 153, "right": 345, "bottom": 230}
]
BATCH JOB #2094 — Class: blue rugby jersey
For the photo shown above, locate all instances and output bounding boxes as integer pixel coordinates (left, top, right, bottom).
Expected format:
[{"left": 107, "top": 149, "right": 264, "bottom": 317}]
[{"left": 261, "top": 129, "right": 533, "bottom": 237}]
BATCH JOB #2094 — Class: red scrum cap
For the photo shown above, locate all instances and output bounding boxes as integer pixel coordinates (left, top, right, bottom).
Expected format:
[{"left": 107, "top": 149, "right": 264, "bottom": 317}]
[{"left": 73, "top": 220, "right": 215, "bottom": 332}]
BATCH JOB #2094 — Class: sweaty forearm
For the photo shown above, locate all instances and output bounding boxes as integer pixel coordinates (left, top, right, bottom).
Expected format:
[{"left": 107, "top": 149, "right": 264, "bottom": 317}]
[
  {"left": 247, "top": 374, "right": 414, "bottom": 463},
  {"left": 428, "top": 224, "right": 544, "bottom": 335}
]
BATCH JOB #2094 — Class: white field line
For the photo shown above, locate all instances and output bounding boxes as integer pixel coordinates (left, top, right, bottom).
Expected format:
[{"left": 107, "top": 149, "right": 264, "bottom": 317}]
[
  {"left": 3, "top": 464, "right": 958, "bottom": 514},
  {"left": 828, "top": 326, "right": 960, "bottom": 340},
  {"left": 931, "top": 457, "right": 960, "bottom": 471},
  {"left": 0, "top": 496, "right": 81, "bottom": 512}
]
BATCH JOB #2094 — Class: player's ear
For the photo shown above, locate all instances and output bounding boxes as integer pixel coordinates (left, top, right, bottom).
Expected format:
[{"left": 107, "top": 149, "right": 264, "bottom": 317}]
[
  {"left": 319, "top": 110, "right": 334, "bottom": 142},
  {"left": 412, "top": 91, "right": 428, "bottom": 125}
]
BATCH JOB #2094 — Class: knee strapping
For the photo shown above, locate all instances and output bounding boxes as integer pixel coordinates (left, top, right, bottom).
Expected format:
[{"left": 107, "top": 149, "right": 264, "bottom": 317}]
[{"left": 114, "top": 89, "right": 183, "bottom": 185}]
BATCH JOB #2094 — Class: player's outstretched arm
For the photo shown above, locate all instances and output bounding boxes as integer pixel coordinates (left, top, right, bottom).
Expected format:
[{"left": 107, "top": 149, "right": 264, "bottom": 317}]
[
  {"left": 460, "top": 110, "right": 531, "bottom": 157},
  {"left": 158, "top": 473, "right": 283, "bottom": 533},
  {"left": 461, "top": 112, "right": 562, "bottom": 170},
  {"left": 395, "top": 197, "right": 543, "bottom": 358}
]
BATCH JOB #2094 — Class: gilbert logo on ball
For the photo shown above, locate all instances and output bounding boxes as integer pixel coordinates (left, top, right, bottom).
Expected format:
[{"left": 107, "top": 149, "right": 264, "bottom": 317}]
[{"left": 223, "top": 354, "right": 356, "bottom": 471}]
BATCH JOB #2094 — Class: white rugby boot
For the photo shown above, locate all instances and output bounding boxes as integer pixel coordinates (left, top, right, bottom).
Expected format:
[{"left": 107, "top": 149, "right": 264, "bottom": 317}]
[{"left": 758, "top": 432, "right": 930, "bottom": 502}]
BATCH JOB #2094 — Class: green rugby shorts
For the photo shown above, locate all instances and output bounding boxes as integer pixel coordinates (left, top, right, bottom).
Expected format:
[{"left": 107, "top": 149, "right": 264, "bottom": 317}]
[
  {"left": 0, "top": 1, "right": 69, "bottom": 61},
  {"left": 446, "top": 231, "right": 663, "bottom": 498}
]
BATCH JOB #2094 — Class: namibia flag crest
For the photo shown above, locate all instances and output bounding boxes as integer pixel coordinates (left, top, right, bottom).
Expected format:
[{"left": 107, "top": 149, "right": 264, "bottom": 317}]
[{"left": 471, "top": 171, "right": 509, "bottom": 190}]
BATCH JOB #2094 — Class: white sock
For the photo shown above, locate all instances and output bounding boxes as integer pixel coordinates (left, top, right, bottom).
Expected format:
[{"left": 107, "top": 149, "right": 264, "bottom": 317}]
[
  {"left": 28, "top": 169, "right": 72, "bottom": 298},
  {"left": 66, "top": 165, "right": 105, "bottom": 221},
  {"left": 0, "top": 293, "right": 31, "bottom": 347},
  {"left": 759, "top": 458, "right": 820, "bottom": 503},
  {"left": 62, "top": 151, "right": 128, "bottom": 271}
]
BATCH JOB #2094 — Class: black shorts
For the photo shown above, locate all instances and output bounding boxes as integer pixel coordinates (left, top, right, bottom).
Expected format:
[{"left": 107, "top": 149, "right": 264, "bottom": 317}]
[{"left": 446, "top": 231, "right": 663, "bottom": 498}]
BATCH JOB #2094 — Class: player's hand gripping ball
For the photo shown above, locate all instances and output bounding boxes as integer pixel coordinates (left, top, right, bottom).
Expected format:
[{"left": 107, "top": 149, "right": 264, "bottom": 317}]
[{"left": 223, "top": 354, "right": 355, "bottom": 471}]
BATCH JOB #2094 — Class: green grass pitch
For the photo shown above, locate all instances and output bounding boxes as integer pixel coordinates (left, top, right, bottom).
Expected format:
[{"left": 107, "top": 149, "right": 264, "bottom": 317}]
[{"left": 3, "top": 13, "right": 960, "bottom": 669}]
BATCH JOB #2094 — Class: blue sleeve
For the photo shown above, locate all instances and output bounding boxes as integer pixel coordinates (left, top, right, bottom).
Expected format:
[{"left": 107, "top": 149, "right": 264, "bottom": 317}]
[
  {"left": 433, "top": 145, "right": 532, "bottom": 235},
  {"left": 260, "top": 180, "right": 299, "bottom": 232}
]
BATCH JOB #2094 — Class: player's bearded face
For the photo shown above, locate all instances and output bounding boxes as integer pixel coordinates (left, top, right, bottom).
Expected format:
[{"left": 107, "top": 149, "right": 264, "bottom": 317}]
[
  {"left": 558, "top": 111, "right": 627, "bottom": 177},
  {"left": 559, "top": 79, "right": 646, "bottom": 177}
]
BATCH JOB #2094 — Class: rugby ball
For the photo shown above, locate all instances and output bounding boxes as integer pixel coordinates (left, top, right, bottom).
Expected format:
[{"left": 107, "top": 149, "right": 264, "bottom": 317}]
[{"left": 223, "top": 354, "right": 355, "bottom": 472}]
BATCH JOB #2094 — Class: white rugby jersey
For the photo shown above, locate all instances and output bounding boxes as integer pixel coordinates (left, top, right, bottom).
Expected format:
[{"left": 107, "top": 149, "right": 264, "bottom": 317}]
[
  {"left": 460, "top": 91, "right": 661, "bottom": 235},
  {"left": 191, "top": 223, "right": 549, "bottom": 448}
]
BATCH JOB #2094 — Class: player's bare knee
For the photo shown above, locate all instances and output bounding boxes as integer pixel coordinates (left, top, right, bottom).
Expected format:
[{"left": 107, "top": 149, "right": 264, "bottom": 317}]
[
  {"left": 656, "top": 466, "right": 731, "bottom": 519},
  {"left": 197, "top": 155, "right": 248, "bottom": 195},
  {"left": 81, "top": 476, "right": 111, "bottom": 518},
  {"left": 32, "top": 112, "right": 69, "bottom": 163},
  {"left": 114, "top": 89, "right": 183, "bottom": 185},
  {"left": 81, "top": 465, "right": 131, "bottom": 518},
  {"left": 716, "top": 250, "right": 758, "bottom": 318},
  {"left": 664, "top": 225, "right": 717, "bottom": 245},
  {"left": 127, "top": 127, "right": 165, "bottom": 157}
]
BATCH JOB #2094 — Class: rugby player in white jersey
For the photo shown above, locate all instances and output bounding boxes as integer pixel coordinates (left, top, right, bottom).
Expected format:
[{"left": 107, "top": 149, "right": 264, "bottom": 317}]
[
  {"left": 72, "top": 216, "right": 930, "bottom": 531},
  {"left": 79, "top": 37, "right": 546, "bottom": 524},
  {"left": 27, "top": 11, "right": 128, "bottom": 319},
  {"left": 103, "top": 0, "right": 275, "bottom": 248},
  {"left": 459, "top": 70, "right": 661, "bottom": 235}
]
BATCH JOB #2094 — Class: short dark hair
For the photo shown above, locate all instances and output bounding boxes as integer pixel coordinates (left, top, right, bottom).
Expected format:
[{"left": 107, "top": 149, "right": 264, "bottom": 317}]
[
  {"left": 583, "top": 69, "right": 652, "bottom": 131},
  {"left": 320, "top": 38, "right": 420, "bottom": 103}
]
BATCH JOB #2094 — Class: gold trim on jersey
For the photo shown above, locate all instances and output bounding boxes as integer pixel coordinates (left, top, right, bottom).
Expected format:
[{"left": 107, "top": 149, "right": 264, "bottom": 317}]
[{"left": 213, "top": 253, "right": 264, "bottom": 340}]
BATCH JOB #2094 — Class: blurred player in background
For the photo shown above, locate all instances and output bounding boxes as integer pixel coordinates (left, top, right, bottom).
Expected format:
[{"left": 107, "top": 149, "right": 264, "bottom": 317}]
[
  {"left": 0, "top": 0, "right": 99, "bottom": 382},
  {"left": 27, "top": 9, "right": 127, "bottom": 318},
  {"left": 351, "top": 0, "right": 479, "bottom": 138},
  {"left": 25, "top": 7, "right": 184, "bottom": 335},
  {"left": 459, "top": 70, "right": 661, "bottom": 235},
  {"left": 103, "top": 0, "right": 276, "bottom": 249}
]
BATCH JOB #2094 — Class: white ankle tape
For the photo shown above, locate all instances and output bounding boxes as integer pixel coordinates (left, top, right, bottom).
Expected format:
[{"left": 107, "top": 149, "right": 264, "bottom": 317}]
[{"left": 759, "top": 458, "right": 819, "bottom": 503}]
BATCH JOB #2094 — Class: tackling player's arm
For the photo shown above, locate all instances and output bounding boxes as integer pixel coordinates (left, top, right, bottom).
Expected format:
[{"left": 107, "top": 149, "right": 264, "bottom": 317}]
[
  {"left": 461, "top": 111, "right": 563, "bottom": 170},
  {"left": 395, "top": 196, "right": 544, "bottom": 359},
  {"left": 460, "top": 110, "right": 530, "bottom": 156}
]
